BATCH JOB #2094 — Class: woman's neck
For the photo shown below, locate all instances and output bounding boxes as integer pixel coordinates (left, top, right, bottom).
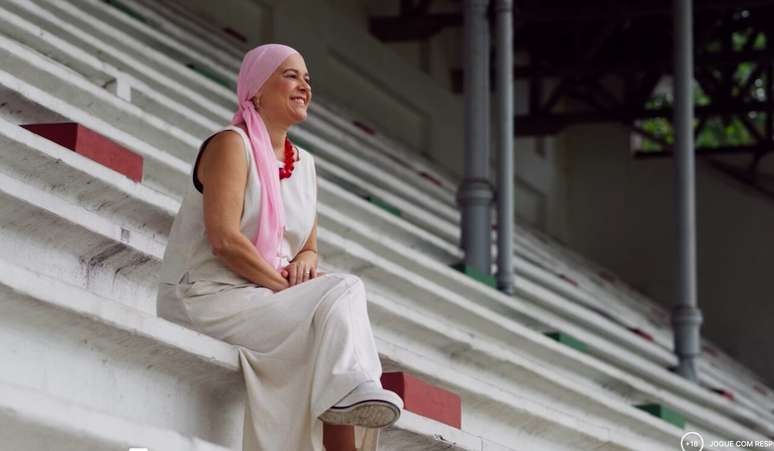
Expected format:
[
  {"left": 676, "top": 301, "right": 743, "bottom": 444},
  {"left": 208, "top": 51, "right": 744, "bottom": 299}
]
[
  {"left": 238, "top": 116, "right": 290, "bottom": 161},
  {"left": 268, "top": 130, "right": 286, "bottom": 159},
  {"left": 265, "top": 121, "right": 288, "bottom": 161}
]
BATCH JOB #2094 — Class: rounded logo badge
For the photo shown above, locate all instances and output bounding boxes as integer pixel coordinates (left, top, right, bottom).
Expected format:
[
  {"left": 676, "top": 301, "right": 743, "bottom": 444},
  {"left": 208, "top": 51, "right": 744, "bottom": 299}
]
[{"left": 681, "top": 431, "right": 705, "bottom": 451}]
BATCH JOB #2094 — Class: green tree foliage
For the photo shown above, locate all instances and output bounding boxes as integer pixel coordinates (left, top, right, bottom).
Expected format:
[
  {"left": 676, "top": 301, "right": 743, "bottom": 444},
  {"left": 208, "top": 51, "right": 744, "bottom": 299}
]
[{"left": 637, "top": 26, "right": 768, "bottom": 152}]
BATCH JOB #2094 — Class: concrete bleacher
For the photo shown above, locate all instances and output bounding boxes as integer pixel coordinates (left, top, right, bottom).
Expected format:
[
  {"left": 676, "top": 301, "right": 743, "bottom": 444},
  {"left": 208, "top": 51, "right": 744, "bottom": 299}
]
[{"left": 2, "top": 0, "right": 774, "bottom": 449}]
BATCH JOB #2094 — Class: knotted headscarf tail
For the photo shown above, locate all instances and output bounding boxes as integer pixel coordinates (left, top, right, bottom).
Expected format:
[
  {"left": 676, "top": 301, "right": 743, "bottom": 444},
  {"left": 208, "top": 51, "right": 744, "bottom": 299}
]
[{"left": 231, "top": 43, "right": 300, "bottom": 271}]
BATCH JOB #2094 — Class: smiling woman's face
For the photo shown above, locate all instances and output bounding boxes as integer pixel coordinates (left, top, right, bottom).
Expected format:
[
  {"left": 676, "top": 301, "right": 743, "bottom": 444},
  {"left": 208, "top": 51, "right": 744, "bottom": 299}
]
[{"left": 253, "top": 53, "right": 312, "bottom": 126}]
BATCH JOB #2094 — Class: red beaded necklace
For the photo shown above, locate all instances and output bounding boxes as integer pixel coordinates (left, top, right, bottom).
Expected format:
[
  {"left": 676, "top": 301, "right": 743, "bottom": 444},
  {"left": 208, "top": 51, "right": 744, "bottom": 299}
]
[{"left": 279, "top": 137, "right": 296, "bottom": 180}]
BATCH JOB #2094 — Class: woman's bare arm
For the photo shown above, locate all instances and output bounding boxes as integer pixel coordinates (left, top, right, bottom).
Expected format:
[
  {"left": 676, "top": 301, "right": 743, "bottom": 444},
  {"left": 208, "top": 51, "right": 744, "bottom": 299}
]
[
  {"left": 198, "top": 130, "right": 289, "bottom": 291},
  {"left": 297, "top": 216, "right": 318, "bottom": 256},
  {"left": 282, "top": 216, "right": 321, "bottom": 284}
]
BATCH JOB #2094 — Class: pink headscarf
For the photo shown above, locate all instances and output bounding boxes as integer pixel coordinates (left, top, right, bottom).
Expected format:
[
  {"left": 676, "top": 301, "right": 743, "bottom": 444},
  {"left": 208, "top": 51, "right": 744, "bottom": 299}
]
[{"left": 231, "top": 43, "right": 300, "bottom": 271}]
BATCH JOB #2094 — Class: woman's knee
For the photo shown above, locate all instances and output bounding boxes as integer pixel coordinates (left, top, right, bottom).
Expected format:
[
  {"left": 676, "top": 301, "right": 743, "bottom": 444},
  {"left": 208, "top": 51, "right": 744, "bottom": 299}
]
[
  {"left": 323, "top": 273, "right": 367, "bottom": 307},
  {"left": 326, "top": 272, "right": 365, "bottom": 291}
]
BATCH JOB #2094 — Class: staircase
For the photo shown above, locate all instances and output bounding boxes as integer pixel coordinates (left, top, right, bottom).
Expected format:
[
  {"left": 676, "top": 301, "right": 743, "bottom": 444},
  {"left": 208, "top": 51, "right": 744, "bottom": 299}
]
[{"left": 1, "top": 0, "right": 773, "bottom": 449}]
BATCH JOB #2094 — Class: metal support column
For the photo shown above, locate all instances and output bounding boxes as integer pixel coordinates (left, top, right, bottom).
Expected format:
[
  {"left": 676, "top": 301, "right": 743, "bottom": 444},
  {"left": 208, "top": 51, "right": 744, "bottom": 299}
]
[
  {"left": 495, "top": 0, "right": 514, "bottom": 294},
  {"left": 672, "top": 0, "right": 703, "bottom": 382},
  {"left": 458, "top": 0, "right": 493, "bottom": 275}
]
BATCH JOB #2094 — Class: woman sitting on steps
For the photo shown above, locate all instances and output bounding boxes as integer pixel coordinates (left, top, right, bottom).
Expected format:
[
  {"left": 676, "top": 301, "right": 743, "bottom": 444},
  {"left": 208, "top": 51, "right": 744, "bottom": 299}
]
[{"left": 156, "top": 43, "right": 403, "bottom": 451}]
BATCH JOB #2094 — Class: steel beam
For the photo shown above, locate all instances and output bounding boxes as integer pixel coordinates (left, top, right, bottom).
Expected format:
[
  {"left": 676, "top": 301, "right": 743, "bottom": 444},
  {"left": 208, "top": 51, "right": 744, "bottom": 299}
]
[
  {"left": 457, "top": 0, "right": 493, "bottom": 275},
  {"left": 495, "top": 0, "right": 514, "bottom": 294},
  {"left": 672, "top": 0, "right": 703, "bottom": 383}
]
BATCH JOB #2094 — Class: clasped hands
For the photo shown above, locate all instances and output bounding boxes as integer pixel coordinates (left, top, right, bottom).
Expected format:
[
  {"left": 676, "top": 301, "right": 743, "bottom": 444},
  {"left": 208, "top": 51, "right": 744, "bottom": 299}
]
[{"left": 280, "top": 249, "right": 325, "bottom": 287}]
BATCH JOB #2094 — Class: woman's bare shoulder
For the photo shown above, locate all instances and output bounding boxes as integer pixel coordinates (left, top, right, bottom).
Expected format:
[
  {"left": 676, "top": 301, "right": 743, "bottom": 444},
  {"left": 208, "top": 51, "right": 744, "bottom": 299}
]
[
  {"left": 206, "top": 129, "right": 244, "bottom": 150},
  {"left": 198, "top": 129, "right": 248, "bottom": 187},
  {"left": 202, "top": 129, "right": 249, "bottom": 164}
]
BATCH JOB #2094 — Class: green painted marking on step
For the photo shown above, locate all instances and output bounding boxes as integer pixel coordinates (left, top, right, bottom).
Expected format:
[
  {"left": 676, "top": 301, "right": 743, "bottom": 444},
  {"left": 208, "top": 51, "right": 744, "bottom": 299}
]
[
  {"left": 544, "top": 332, "right": 588, "bottom": 353},
  {"left": 104, "top": 0, "right": 150, "bottom": 25},
  {"left": 635, "top": 403, "right": 686, "bottom": 429},
  {"left": 365, "top": 195, "right": 401, "bottom": 217},
  {"left": 186, "top": 63, "right": 235, "bottom": 90},
  {"left": 450, "top": 262, "right": 497, "bottom": 288}
]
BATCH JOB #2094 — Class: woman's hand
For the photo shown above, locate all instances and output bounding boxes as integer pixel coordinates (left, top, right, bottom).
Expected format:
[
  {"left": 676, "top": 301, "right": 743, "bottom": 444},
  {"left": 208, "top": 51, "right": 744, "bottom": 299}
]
[{"left": 281, "top": 249, "right": 318, "bottom": 286}]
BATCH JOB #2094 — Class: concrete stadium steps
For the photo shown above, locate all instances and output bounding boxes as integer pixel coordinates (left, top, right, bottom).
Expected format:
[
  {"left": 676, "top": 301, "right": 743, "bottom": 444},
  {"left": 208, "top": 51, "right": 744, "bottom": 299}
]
[
  {"left": 498, "top": 216, "right": 774, "bottom": 413},
  {"left": 0, "top": 0, "right": 552, "bottom": 340},
  {"left": 291, "top": 68, "right": 774, "bottom": 416},
  {"left": 7, "top": 105, "right": 774, "bottom": 442},
  {"left": 295, "top": 105, "right": 686, "bottom": 363},
  {"left": 317, "top": 180, "right": 462, "bottom": 264},
  {"left": 29, "top": 0, "right": 234, "bottom": 106},
  {"left": 89, "top": 0, "right": 241, "bottom": 83},
  {"left": 3, "top": 119, "right": 772, "bottom": 448},
  {"left": 0, "top": 248, "right": 686, "bottom": 451},
  {"left": 8, "top": 0, "right": 465, "bottom": 241},
  {"left": 0, "top": 29, "right": 199, "bottom": 159},
  {"left": 0, "top": 0, "right": 460, "bottom": 237},
  {"left": 0, "top": 120, "right": 175, "bottom": 238},
  {"left": 0, "top": 3, "right": 218, "bottom": 140},
  {"left": 127, "top": 0, "right": 461, "bottom": 206},
  {"left": 0, "top": 121, "right": 669, "bottom": 448},
  {"left": 0, "top": 381, "right": 232, "bottom": 451},
  {"left": 298, "top": 108, "right": 458, "bottom": 213},
  {"left": 139, "top": 0, "right": 774, "bottom": 420},
  {"left": 0, "top": 259, "right": 510, "bottom": 451},
  {"left": 129, "top": 0, "right": 247, "bottom": 63},
  {"left": 300, "top": 98, "right": 671, "bottom": 354},
  {"left": 6, "top": 0, "right": 774, "bottom": 426},
  {"left": 0, "top": 259, "right": 245, "bottom": 446},
  {"left": 291, "top": 123, "right": 459, "bottom": 226},
  {"left": 6, "top": 0, "right": 774, "bottom": 442},
  {"left": 6, "top": 0, "right": 774, "bottom": 430},
  {"left": 299, "top": 88, "right": 774, "bottom": 427},
  {"left": 0, "top": 42, "right": 189, "bottom": 198},
  {"left": 0, "top": 118, "right": 172, "bottom": 311},
  {"left": 29, "top": 0, "right": 464, "bottom": 229},
  {"left": 2, "top": 0, "right": 233, "bottom": 122},
  {"left": 296, "top": 130, "right": 460, "bottom": 242},
  {"left": 267, "top": 127, "right": 774, "bottom": 431},
  {"left": 129, "top": 0, "right": 249, "bottom": 61},
  {"left": 0, "top": 119, "right": 756, "bottom": 448},
  {"left": 1, "top": 0, "right": 528, "bottom": 268},
  {"left": 304, "top": 99, "right": 460, "bottom": 198},
  {"left": 302, "top": 101, "right": 680, "bottom": 355}
]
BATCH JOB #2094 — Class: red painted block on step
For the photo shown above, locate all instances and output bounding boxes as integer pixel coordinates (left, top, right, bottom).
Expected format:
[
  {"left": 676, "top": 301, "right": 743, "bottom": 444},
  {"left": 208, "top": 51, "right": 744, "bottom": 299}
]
[
  {"left": 557, "top": 273, "right": 579, "bottom": 287},
  {"left": 222, "top": 27, "right": 247, "bottom": 43},
  {"left": 21, "top": 122, "right": 143, "bottom": 182},
  {"left": 711, "top": 388, "right": 735, "bottom": 401},
  {"left": 419, "top": 171, "right": 443, "bottom": 187},
  {"left": 629, "top": 327, "right": 654, "bottom": 342},
  {"left": 352, "top": 120, "right": 375, "bottom": 135},
  {"left": 381, "top": 371, "right": 461, "bottom": 429}
]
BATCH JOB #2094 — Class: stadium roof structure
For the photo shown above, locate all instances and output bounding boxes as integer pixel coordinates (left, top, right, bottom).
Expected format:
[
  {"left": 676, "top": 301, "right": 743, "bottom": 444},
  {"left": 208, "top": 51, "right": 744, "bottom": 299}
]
[{"left": 369, "top": 0, "right": 774, "bottom": 198}]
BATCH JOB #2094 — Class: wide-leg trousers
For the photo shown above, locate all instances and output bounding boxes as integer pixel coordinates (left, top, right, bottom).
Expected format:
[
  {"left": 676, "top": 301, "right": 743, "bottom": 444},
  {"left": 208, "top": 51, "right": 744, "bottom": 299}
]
[{"left": 158, "top": 272, "right": 384, "bottom": 451}]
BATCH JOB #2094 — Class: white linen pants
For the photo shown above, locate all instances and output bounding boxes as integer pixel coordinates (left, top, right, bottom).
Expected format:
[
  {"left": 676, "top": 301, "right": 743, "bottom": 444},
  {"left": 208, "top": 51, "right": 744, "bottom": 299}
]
[{"left": 163, "top": 272, "right": 384, "bottom": 451}]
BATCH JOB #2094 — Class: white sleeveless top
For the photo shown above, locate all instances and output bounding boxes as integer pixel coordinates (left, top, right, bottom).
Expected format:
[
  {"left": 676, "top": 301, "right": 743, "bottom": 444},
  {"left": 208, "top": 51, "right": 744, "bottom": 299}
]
[{"left": 158, "top": 124, "right": 317, "bottom": 287}]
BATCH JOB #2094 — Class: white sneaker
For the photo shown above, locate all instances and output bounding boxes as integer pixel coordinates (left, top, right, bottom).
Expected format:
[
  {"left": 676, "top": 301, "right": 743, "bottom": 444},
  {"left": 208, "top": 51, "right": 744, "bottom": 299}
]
[{"left": 319, "top": 380, "right": 403, "bottom": 428}]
